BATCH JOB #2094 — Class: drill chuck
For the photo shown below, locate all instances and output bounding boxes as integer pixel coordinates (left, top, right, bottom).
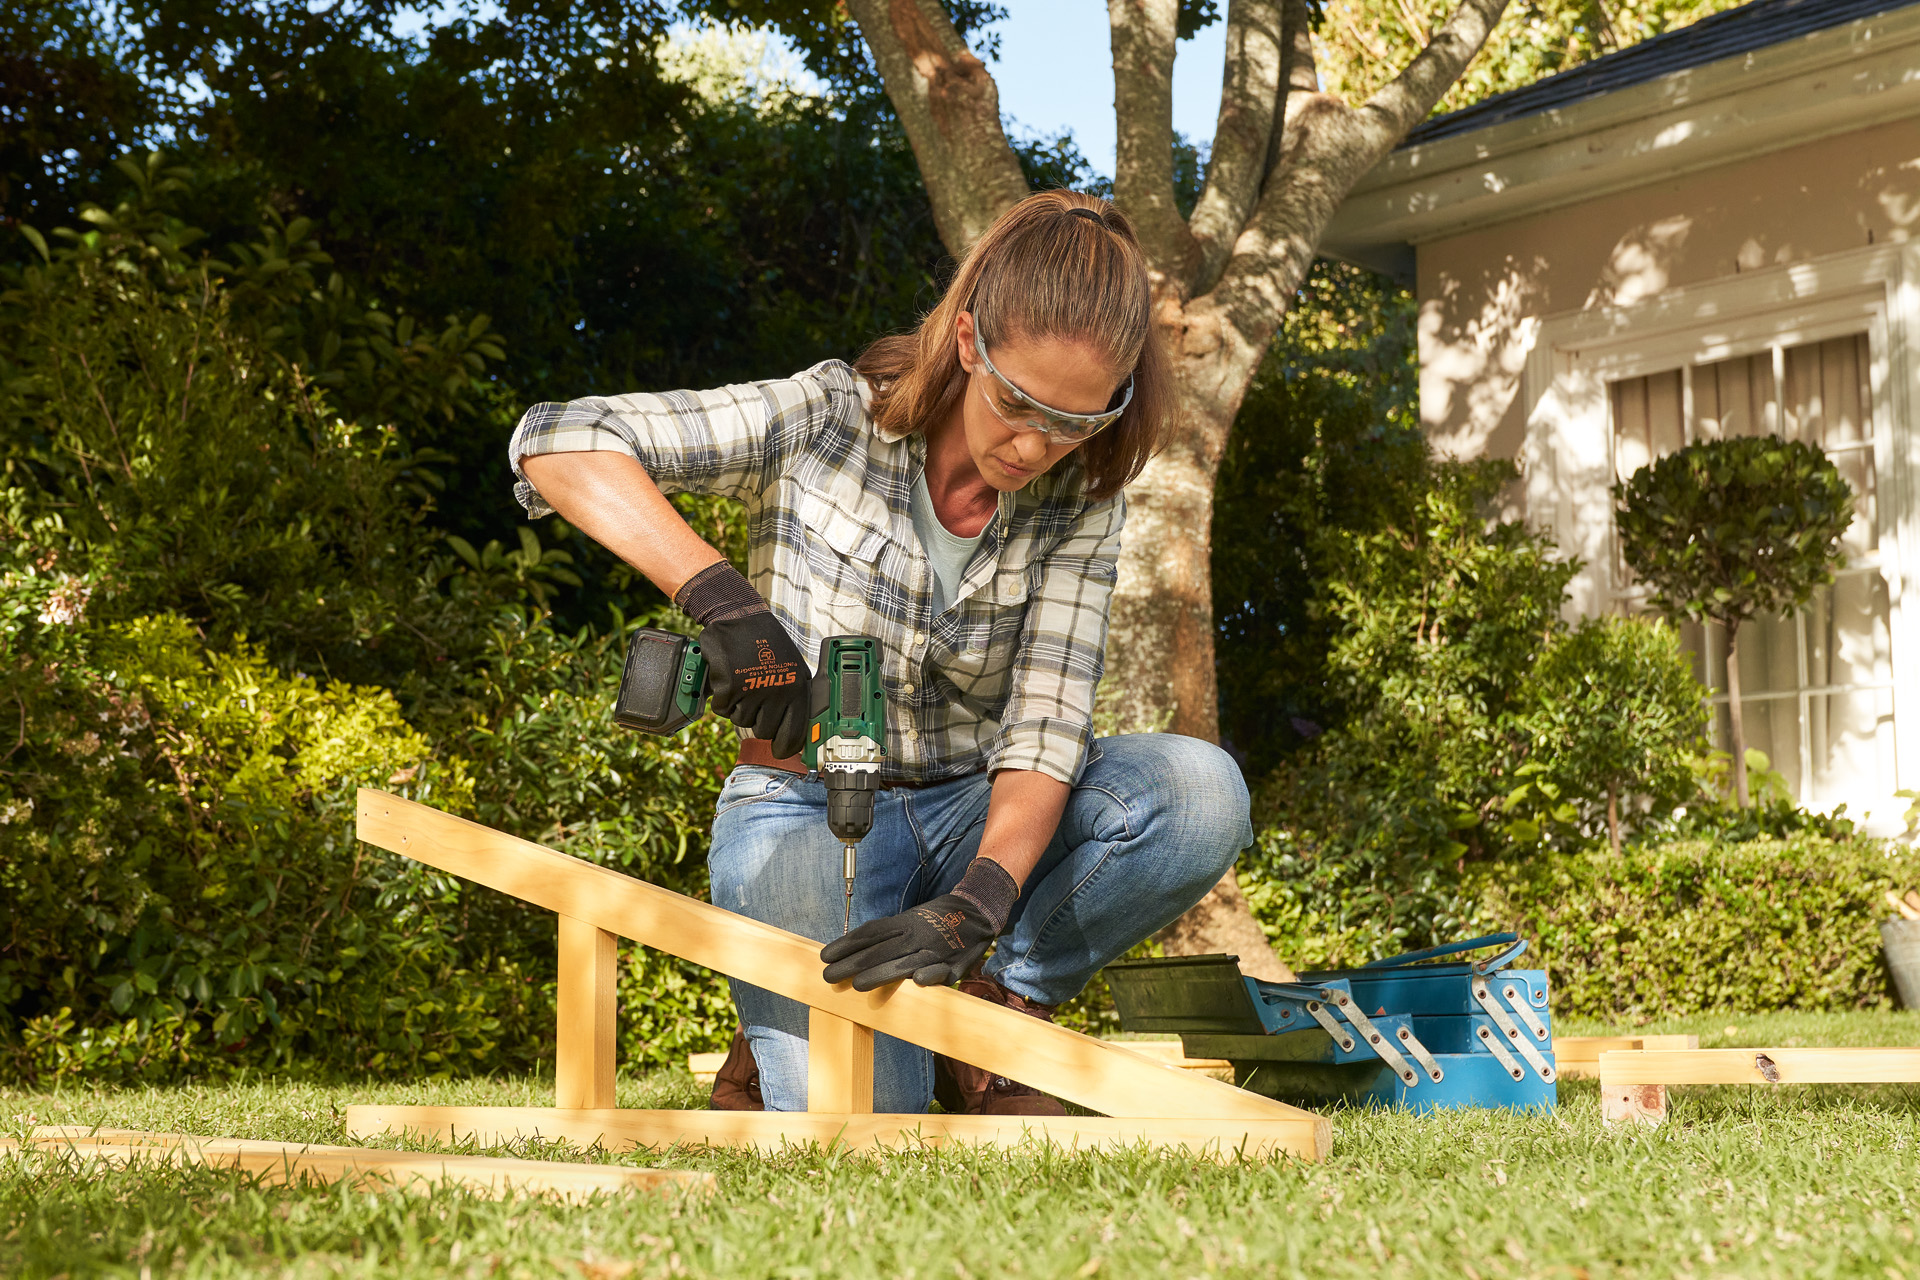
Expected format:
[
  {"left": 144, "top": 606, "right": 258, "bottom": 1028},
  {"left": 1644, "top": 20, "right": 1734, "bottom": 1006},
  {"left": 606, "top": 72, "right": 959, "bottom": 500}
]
[{"left": 824, "top": 769, "right": 879, "bottom": 844}]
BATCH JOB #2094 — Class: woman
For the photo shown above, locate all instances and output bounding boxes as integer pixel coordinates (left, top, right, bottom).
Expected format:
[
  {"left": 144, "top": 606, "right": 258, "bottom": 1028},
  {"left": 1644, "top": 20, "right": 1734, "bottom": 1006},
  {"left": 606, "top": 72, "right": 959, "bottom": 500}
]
[{"left": 511, "top": 190, "right": 1252, "bottom": 1115}]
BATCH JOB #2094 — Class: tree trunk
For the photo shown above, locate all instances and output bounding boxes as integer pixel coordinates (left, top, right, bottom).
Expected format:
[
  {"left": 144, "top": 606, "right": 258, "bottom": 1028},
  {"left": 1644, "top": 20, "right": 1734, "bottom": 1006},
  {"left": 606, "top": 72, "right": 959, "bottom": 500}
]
[
  {"left": 1110, "top": 302, "right": 1300, "bottom": 979},
  {"left": 1606, "top": 782, "right": 1620, "bottom": 855},
  {"left": 1725, "top": 618, "right": 1750, "bottom": 807}
]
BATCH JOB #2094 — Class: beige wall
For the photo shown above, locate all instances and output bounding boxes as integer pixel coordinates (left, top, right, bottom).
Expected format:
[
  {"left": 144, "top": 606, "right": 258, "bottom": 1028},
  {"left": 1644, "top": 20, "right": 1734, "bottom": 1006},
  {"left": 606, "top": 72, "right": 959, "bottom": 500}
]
[{"left": 1416, "top": 118, "right": 1920, "bottom": 467}]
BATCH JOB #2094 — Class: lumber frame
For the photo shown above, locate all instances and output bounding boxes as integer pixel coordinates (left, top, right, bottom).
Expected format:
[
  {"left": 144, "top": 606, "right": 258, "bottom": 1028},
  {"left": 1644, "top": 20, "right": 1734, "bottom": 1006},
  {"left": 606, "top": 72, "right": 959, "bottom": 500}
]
[
  {"left": 19, "top": 1128, "right": 710, "bottom": 1200},
  {"left": 1598, "top": 1047, "right": 1920, "bottom": 1125},
  {"left": 353, "top": 790, "right": 1329, "bottom": 1161},
  {"left": 556, "top": 916, "right": 618, "bottom": 1109}
]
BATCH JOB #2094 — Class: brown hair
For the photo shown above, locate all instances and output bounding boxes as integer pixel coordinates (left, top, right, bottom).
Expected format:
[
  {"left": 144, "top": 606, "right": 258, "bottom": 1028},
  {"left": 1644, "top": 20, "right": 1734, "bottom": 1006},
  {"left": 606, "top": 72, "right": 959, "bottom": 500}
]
[{"left": 854, "top": 189, "right": 1171, "bottom": 502}]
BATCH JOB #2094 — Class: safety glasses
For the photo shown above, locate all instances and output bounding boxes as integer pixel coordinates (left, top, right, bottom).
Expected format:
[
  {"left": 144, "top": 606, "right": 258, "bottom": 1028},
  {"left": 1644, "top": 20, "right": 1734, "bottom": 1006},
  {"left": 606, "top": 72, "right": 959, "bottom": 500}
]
[{"left": 972, "top": 331, "right": 1133, "bottom": 445}]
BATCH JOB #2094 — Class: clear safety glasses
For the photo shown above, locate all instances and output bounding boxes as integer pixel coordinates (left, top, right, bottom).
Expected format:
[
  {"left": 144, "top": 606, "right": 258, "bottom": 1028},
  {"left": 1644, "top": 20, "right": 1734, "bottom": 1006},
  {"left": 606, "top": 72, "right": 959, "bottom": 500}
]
[{"left": 972, "top": 331, "right": 1133, "bottom": 445}]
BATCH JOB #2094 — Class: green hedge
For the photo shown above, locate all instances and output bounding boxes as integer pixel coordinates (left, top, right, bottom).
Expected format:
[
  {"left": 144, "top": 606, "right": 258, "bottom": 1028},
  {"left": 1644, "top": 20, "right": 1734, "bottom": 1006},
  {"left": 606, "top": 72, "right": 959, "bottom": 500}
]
[{"left": 1465, "top": 836, "right": 1920, "bottom": 1020}]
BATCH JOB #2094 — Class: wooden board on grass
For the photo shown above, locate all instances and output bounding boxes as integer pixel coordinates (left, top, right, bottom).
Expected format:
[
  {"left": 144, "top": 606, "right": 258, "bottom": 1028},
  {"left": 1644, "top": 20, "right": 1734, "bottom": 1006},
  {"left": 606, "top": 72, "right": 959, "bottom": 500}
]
[
  {"left": 345, "top": 1106, "right": 1317, "bottom": 1161},
  {"left": 1551, "top": 1034, "right": 1698, "bottom": 1078},
  {"left": 1598, "top": 1047, "right": 1920, "bottom": 1124},
  {"left": 20, "top": 1127, "right": 711, "bottom": 1200}
]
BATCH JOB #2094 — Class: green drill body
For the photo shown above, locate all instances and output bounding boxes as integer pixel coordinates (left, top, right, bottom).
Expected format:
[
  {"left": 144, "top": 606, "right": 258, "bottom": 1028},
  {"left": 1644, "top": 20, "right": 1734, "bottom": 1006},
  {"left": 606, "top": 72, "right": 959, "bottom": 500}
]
[{"left": 613, "top": 627, "right": 887, "bottom": 931}]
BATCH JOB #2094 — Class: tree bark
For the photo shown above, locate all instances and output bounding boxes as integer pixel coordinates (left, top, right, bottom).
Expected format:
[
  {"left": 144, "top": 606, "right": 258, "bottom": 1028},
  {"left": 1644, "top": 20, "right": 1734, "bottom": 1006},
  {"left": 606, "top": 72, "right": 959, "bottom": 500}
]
[
  {"left": 839, "top": 0, "right": 1515, "bottom": 973},
  {"left": 1725, "top": 618, "right": 1750, "bottom": 807}
]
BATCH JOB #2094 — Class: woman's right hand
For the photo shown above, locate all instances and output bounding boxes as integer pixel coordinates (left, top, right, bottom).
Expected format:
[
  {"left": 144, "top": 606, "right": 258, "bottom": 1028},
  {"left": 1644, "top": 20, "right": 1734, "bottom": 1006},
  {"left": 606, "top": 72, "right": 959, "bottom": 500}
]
[
  {"left": 699, "top": 612, "right": 811, "bottom": 758},
  {"left": 675, "top": 561, "right": 811, "bottom": 758}
]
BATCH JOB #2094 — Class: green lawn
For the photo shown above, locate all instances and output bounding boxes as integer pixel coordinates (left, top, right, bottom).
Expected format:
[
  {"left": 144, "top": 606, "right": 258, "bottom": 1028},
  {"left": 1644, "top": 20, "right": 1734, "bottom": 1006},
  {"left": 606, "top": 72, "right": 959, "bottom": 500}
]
[{"left": 5, "top": 1011, "right": 1918, "bottom": 1279}]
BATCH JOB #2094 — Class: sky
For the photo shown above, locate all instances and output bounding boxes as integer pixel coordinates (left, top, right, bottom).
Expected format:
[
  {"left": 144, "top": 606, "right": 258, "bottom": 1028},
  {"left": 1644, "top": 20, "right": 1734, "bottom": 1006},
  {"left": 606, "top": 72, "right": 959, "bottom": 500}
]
[{"left": 986, "top": 4, "right": 1228, "bottom": 178}]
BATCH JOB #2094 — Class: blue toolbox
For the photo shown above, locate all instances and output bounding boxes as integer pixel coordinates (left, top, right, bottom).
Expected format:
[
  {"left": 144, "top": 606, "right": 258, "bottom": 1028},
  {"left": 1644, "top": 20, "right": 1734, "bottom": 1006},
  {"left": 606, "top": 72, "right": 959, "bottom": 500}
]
[{"left": 1104, "top": 934, "right": 1557, "bottom": 1113}]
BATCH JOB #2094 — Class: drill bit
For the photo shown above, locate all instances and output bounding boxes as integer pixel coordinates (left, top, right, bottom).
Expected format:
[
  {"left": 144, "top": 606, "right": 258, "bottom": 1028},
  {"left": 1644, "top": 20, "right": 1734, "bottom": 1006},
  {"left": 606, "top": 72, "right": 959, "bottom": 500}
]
[{"left": 843, "top": 842, "right": 857, "bottom": 933}]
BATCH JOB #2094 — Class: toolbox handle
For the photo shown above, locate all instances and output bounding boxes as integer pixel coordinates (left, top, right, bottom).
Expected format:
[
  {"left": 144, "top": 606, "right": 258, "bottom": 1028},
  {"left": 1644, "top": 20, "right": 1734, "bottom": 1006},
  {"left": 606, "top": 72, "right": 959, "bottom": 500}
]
[{"left": 1361, "top": 933, "right": 1527, "bottom": 973}]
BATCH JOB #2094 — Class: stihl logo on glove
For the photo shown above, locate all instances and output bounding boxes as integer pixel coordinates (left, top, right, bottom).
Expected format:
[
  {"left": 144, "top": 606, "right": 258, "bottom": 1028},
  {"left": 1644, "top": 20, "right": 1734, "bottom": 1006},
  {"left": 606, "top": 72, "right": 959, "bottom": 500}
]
[{"left": 740, "top": 638, "right": 801, "bottom": 691}]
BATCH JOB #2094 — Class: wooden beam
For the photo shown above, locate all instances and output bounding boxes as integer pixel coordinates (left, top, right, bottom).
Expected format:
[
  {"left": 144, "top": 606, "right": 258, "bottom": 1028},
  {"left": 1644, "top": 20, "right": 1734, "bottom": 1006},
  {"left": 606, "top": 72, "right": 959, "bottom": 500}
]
[
  {"left": 1599, "top": 1047, "right": 1920, "bottom": 1086},
  {"left": 556, "top": 915, "right": 618, "bottom": 1109},
  {"left": 344, "top": 1105, "right": 1329, "bottom": 1162},
  {"left": 807, "top": 1009, "right": 875, "bottom": 1113},
  {"left": 1552, "top": 1034, "right": 1698, "bottom": 1079},
  {"left": 1598, "top": 1047, "right": 1920, "bottom": 1125},
  {"left": 20, "top": 1128, "right": 711, "bottom": 1200},
  {"left": 355, "top": 790, "right": 1316, "bottom": 1137}
]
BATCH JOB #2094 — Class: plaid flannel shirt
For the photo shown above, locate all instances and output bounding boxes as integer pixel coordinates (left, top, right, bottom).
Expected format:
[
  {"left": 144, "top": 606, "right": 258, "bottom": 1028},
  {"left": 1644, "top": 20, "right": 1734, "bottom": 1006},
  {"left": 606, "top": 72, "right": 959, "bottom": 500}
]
[{"left": 508, "top": 359, "right": 1121, "bottom": 785}]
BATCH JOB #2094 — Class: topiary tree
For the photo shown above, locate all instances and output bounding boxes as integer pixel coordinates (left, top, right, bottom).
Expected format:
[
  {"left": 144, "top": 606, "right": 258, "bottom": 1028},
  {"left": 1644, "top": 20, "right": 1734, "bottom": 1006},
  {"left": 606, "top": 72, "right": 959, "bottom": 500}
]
[
  {"left": 1613, "top": 436, "right": 1853, "bottom": 808},
  {"left": 1520, "top": 617, "right": 1708, "bottom": 854}
]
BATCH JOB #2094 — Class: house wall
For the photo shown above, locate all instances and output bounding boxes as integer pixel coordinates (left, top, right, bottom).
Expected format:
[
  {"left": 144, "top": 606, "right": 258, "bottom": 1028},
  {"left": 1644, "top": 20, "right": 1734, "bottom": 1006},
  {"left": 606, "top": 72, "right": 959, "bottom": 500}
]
[{"left": 1416, "top": 117, "right": 1920, "bottom": 471}]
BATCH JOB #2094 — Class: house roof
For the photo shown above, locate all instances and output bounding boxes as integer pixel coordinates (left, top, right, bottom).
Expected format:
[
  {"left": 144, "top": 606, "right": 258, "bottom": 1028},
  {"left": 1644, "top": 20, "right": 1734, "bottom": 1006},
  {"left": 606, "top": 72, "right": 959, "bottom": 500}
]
[
  {"left": 1319, "top": 0, "right": 1920, "bottom": 278},
  {"left": 1403, "top": 0, "right": 1920, "bottom": 147}
]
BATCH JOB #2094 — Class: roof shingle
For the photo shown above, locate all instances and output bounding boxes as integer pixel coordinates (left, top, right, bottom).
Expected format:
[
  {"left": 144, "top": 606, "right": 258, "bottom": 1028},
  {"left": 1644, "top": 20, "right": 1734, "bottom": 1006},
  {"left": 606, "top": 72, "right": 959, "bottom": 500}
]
[{"left": 1401, "top": 0, "right": 1917, "bottom": 146}]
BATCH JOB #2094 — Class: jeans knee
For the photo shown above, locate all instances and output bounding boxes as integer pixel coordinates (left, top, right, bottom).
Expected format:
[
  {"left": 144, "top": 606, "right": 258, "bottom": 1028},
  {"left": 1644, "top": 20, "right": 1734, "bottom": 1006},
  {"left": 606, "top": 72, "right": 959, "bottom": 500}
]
[{"left": 1094, "top": 734, "right": 1252, "bottom": 876}]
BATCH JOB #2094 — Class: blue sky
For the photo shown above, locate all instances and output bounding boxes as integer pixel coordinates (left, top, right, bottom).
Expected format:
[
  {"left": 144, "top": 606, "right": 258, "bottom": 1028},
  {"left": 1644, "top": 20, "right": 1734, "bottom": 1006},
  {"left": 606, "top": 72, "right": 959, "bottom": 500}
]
[{"left": 986, "top": 4, "right": 1227, "bottom": 178}]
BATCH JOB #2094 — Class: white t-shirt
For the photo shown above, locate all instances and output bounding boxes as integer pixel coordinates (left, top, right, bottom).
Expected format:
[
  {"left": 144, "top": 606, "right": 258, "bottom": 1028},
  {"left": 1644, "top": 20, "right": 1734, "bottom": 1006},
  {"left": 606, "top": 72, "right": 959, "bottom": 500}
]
[{"left": 910, "top": 470, "right": 986, "bottom": 616}]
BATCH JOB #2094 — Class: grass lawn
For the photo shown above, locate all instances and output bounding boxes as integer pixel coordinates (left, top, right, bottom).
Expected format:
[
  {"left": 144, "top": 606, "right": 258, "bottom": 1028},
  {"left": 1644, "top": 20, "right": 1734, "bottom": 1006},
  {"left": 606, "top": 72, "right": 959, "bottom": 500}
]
[{"left": 4, "top": 1010, "right": 1918, "bottom": 1278}]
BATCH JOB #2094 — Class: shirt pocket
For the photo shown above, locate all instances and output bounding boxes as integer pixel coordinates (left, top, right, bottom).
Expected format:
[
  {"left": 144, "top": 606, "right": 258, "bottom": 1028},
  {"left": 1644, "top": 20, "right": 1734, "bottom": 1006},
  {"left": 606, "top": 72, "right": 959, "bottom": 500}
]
[
  {"left": 941, "top": 566, "right": 1037, "bottom": 695},
  {"left": 797, "top": 481, "right": 893, "bottom": 638}
]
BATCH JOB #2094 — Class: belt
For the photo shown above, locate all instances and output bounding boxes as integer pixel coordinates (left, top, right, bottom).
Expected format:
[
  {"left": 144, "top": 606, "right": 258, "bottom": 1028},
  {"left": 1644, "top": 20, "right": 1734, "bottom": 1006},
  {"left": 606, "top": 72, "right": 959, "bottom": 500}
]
[{"left": 733, "top": 737, "right": 961, "bottom": 790}]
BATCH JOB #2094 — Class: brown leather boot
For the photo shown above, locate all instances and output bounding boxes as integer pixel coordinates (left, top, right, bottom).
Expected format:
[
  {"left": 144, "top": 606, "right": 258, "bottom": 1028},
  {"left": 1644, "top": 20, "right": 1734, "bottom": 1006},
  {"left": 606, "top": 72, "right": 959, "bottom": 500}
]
[
  {"left": 933, "top": 977, "right": 1068, "bottom": 1116},
  {"left": 709, "top": 1027, "right": 764, "bottom": 1111}
]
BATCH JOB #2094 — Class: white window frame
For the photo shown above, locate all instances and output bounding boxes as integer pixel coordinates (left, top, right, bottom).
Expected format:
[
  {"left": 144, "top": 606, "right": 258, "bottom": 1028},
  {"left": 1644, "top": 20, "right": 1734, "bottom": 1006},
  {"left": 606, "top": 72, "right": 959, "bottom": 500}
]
[{"left": 1518, "top": 241, "right": 1920, "bottom": 825}]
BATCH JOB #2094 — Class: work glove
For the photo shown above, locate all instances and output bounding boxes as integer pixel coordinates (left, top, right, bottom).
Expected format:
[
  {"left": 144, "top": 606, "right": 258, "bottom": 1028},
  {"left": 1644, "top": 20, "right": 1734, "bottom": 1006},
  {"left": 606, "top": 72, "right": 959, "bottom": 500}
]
[
  {"left": 674, "top": 561, "right": 811, "bottom": 759},
  {"left": 820, "top": 858, "right": 1019, "bottom": 991}
]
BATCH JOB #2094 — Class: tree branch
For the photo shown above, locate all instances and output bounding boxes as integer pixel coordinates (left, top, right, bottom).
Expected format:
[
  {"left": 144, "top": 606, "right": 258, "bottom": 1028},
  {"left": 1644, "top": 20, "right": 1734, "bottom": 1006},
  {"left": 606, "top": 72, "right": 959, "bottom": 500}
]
[
  {"left": 842, "top": 0, "right": 1029, "bottom": 255},
  {"left": 1186, "top": 0, "right": 1284, "bottom": 296},
  {"left": 1206, "top": 0, "right": 1510, "bottom": 356},
  {"left": 1356, "top": 0, "right": 1509, "bottom": 144},
  {"left": 1108, "top": 0, "right": 1196, "bottom": 278}
]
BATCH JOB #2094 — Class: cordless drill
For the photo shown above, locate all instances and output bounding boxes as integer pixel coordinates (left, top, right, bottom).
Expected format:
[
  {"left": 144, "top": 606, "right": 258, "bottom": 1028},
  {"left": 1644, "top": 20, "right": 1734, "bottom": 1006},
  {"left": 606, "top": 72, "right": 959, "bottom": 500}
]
[{"left": 614, "top": 628, "right": 887, "bottom": 931}]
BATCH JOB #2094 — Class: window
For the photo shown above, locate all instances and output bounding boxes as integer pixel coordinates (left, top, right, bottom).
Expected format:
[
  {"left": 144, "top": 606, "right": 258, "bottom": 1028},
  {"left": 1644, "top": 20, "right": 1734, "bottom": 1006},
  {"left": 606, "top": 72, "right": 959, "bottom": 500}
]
[{"left": 1607, "top": 334, "right": 1896, "bottom": 812}]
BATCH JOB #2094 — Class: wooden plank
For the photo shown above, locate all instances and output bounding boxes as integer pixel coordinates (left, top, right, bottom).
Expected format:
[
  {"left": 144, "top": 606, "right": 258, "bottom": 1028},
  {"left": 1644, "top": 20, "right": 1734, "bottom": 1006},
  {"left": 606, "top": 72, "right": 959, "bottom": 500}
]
[
  {"left": 556, "top": 915, "right": 618, "bottom": 1110},
  {"left": 356, "top": 790, "right": 1314, "bottom": 1135},
  {"left": 1111, "top": 1041, "right": 1232, "bottom": 1073},
  {"left": 1598, "top": 1047, "right": 1920, "bottom": 1086},
  {"left": 345, "top": 1105, "right": 1329, "bottom": 1162},
  {"left": 688, "top": 1051, "right": 726, "bottom": 1083},
  {"left": 21, "top": 1128, "right": 711, "bottom": 1200},
  {"left": 1553, "top": 1034, "right": 1698, "bottom": 1078},
  {"left": 807, "top": 1008, "right": 875, "bottom": 1113}
]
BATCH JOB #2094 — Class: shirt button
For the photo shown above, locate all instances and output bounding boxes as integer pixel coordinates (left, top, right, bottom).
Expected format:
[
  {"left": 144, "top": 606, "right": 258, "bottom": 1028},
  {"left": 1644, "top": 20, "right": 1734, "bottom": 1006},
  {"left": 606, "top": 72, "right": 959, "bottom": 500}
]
[
  {"left": 914, "top": 632, "right": 927, "bottom": 646},
  {"left": 907, "top": 729, "right": 920, "bottom": 742},
  {"left": 902, "top": 683, "right": 915, "bottom": 695}
]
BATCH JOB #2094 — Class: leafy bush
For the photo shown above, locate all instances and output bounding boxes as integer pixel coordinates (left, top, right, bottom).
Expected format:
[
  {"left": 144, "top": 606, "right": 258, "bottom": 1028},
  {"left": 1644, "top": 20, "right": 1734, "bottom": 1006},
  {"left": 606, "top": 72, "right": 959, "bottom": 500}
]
[
  {"left": 1615, "top": 435, "right": 1853, "bottom": 805},
  {"left": 1516, "top": 617, "right": 1707, "bottom": 853},
  {"left": 0, "top": 183, "right": 739, "bottom": 1084},
  {"left": 1466, "top": 835, "right": 1920, "bottom": 1019}
]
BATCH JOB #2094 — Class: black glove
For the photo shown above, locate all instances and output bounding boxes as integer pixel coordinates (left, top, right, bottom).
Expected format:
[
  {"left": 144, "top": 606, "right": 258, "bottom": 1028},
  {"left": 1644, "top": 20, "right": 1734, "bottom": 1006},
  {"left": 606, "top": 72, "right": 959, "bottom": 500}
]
[
  {"left": 820, "top": 858, "right": 1019, "bottom": 991},
  {"left": 675, "top": 562, "right": 811, "bottom": 758}
]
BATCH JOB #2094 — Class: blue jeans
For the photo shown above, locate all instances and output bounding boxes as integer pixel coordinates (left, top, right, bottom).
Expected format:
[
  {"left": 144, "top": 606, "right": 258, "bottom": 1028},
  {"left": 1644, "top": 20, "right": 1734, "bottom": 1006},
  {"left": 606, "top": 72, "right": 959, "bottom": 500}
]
[{"left": 706, "top": 733, "right": 1254, "bottom": 1112}]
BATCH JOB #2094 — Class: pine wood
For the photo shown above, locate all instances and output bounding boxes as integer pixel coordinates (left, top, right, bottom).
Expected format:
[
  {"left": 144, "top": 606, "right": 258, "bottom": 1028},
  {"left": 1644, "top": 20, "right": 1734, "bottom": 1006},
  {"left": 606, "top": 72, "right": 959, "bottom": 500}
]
[
  {"left": 1552, "top": 1034, "right": 1698, "bottom": 1079},
  {"left": 1601, "top": 1083, "right": 1669, "bottom": 1126},
  {"left": 22, "top": 1128, "right": 711, "bottom": 1200},
  {"left": 355, "top": 789, "right": 1319, "bottom": 1140},
  {"left": 807, "top": 1008, "right": 875, "bottom": 1113},
  {"left": 1598, "top": 1047, "right": 1920, "bottom": 1125},
  {"left": 1600, "top": 1047, "right": 1920, "bottom": 1085},
  {"left": 344, "top": 1105, "right": 1329, "bottom": 1161},
  {"left": 556, "top": 915, "right": 618, "bottom": 1109}
]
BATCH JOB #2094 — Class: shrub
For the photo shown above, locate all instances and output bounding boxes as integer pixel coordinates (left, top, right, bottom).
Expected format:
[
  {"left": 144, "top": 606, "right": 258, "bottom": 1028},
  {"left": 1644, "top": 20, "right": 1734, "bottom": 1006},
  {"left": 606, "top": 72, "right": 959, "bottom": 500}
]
[
  {"left": 1515, "top": 617, "right": 1707, "bottom": 853},
  {"left": 1466, "top": 835, "right": 1920, "bottom": 1019},
  {"left": 1614, "top": 435, "right": 1853, "bottom": 806}
]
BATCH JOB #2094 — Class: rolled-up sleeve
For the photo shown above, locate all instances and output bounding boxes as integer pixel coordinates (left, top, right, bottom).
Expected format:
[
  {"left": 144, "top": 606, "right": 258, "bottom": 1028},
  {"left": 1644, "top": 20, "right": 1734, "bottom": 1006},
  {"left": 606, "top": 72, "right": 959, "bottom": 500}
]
[
  {"left": 985, "top": 492, "right": 1124, "bottom": 784},
  {"left": 507, "top": 362, "right": 860, "bottom": 516}
]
